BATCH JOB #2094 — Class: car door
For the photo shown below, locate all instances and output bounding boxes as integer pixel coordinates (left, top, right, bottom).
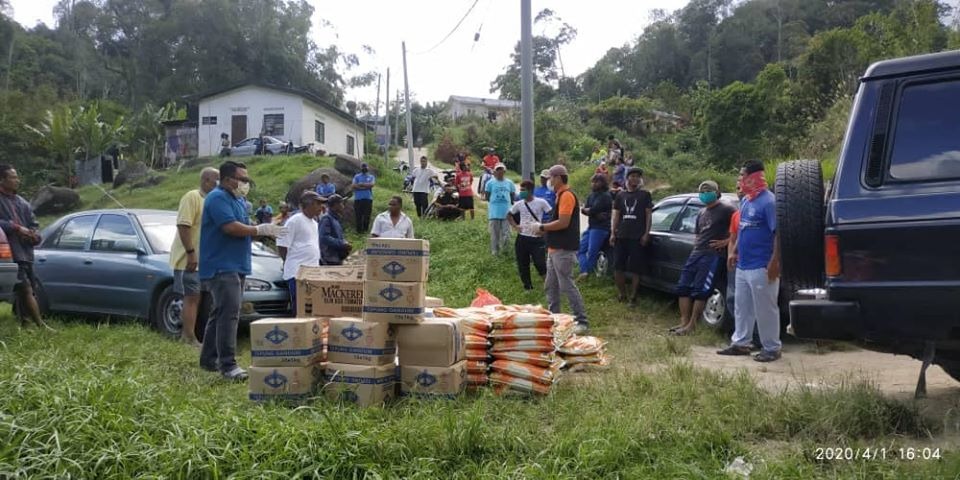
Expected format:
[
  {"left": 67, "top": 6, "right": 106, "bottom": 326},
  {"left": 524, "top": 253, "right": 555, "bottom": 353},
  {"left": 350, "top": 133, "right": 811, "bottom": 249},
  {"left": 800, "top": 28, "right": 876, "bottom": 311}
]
[
  {"left": 84, "top": 214, "right": 155, "bottom": 316},
  {"left": 231, "top": 138, "right": 256, "bottom": 156},
  {"left": 661, "top": 202, "right": 704, "bottom": 287},
  {"left": 34, "top": 214, "right": 98, "bottom": 311},
  {"left": 643, "top": 199, "right": 687, "bottom": 291}
]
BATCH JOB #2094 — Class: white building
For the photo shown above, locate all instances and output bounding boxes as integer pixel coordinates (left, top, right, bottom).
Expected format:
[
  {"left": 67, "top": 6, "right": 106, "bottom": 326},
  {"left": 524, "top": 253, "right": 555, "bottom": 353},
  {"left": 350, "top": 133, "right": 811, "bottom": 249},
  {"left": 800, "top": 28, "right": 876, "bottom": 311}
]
[
  {"left": 445, "top": 95, "right": 520, "bottom": 123},
  {"left": 195, "top": 83, "right": 365, "bottom": 158}
]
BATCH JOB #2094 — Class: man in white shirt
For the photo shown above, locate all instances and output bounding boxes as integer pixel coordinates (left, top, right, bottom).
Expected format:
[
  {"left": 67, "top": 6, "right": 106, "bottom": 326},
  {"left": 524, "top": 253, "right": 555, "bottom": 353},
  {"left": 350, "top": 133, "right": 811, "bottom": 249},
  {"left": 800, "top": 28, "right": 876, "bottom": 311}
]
[
  {"left": 370, "top": 195, "right": 415, "bottom": 239},
  {"left": 410, "top": 155, "right": 439, "bottom": 218},
  {"left": 276, "top": 191, "right": 325, "bottom": 307},
  {"left": 507, "top": 180, "right": 552, "bottom": 290}
]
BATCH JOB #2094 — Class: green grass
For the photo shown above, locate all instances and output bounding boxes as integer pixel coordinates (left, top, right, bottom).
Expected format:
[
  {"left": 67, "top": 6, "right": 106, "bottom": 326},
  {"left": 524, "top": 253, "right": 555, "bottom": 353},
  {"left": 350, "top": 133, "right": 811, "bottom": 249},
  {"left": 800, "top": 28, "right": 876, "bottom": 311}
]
[{"left": 4, "top": 156, "right": 958, "bottom": 478}]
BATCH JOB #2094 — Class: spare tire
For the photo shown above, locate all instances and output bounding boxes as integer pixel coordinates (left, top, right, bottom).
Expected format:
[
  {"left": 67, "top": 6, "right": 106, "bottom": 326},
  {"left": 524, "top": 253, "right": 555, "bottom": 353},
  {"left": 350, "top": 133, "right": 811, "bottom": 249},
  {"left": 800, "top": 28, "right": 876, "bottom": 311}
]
[{"left": 775, "top": 160, "right": 825, "bottom": 294}]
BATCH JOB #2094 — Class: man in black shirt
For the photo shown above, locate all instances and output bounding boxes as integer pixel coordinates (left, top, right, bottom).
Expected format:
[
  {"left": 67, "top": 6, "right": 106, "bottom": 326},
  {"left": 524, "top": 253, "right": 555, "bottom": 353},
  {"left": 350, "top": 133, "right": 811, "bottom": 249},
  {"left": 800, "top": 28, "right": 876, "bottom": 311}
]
[
  {"left": 577, "top": 174, "right": 613, "bottom": 280},
  {"left": 0, "top": 165, "right": 52, "bottom": 330},
  {"left": 610, "top": 167, "right": 653, "bottom": 305},
  {"left": 670, "top": 180, "right": 736, "bottom": 335}
]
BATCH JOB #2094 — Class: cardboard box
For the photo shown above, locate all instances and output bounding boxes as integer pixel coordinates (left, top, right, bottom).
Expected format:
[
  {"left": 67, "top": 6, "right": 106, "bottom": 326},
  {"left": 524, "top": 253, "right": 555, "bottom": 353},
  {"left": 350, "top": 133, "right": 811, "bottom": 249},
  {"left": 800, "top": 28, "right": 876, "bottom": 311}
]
[
  {"left": 296, "top": 266, "right": 364, "bottom": 318},
  {"left": 396, "top": 319, "right": 464, "bottom": 367},
  {"left": 327, "top": 317, "right": 397, "bottom": 365},
  {"left": 250, "top": 317, "right": 324, "bottom": 367},
  {"left": 425, "top": 296, "right": 444, "bottom": 308},
  {"left": 248, "top": 364, "right": 324, "bottom": 402},
  {"left": 399, "top": 361, "right": 468, "bottom": 398},
  {"left": 365, "top": 238, "right": 430, "bottom": 282},
  {"left": 323, "top": 362, "right": 396, "bottom": 407},
  {"left": 362, "top": 280, "right": 426, "bottom": 324}
]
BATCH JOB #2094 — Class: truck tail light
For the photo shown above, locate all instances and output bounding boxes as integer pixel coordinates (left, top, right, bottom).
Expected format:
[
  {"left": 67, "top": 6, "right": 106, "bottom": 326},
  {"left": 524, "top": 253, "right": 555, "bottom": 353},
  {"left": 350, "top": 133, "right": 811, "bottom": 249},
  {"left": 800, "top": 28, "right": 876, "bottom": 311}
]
[
  {"left": 0, "top": 242, "right": 12, "bottom": 260},
  {"left": 825, "top": 234, "right": 841, "bottom": 277}
]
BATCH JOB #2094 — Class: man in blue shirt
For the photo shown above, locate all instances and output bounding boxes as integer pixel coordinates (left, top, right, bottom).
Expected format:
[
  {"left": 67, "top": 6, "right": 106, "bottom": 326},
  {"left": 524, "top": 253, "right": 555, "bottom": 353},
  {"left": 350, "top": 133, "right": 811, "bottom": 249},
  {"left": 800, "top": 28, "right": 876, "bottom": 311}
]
[
  {"left": 717, "top": 160, "right": 781, "bottom": 362},
  {"left": 352, "top": 163, "right": 375, "bottom": 234},
  {"left": 318, "top": 194, "right": 352, "bottom": 265},
  {"left": 315, "top": 173, "right": 336, "bottom": 197},
  {"left": 534, "top": 169, "right": 556, "bottom": 209},
  {"left": 484, "top": 163, "right": 516, "bottom": 256},
  {"left": 199, "top": 161, "right": 285, "bottom": 380}
]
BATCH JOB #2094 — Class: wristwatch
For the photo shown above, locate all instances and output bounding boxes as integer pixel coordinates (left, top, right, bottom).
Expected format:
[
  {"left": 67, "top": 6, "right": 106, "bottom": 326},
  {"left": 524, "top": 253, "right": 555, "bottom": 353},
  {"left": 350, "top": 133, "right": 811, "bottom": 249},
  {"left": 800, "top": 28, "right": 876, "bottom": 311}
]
[{"left": 538, "top": 224, "right": 544, "bottom": 232}]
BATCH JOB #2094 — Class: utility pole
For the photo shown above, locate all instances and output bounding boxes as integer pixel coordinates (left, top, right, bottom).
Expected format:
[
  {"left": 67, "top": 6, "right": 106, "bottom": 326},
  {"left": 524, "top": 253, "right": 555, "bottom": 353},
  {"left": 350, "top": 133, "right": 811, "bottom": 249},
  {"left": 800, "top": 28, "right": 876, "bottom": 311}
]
[
  {"left": 402, "top": 41, "right": 415, "bottom": 168},
  {"left": 384, "top": 68, "right": 390, "bottom": 163},
  {"left": 520, "top": 0, "right": 535, "bottom": 181},
  {"left": 394, "top": 89, "right": 401, "bottom": 147}
]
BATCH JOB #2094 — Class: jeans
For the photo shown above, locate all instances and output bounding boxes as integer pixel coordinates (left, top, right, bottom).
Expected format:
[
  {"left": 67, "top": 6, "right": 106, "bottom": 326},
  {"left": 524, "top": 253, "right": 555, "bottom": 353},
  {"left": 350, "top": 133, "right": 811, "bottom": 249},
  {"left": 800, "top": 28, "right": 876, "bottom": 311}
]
[
  {"left": 354, "top": 199, "right": 372, "bottom": 234},
  {"left": 577, "top": 228, "right": 609, "bottom": 274},
  {"left": 515, "top": 235, "right": 546, "bottom": 289},
  {"left": 731, "top": 267, "right": 781, "bottom": 353},
  {"left": 489, "top": 219, "right": 510, "bottom": 255},
  {"left": 413, "top": 192, "right": 429, "bottom": 218},
  {"left": 200, "top": 272, "right": 245, "bottom": 373},
  {"left": 545, "top": 250, "right": 588, "bottom": 325},
  {"left": 287, "top": 277, "right": 297, "bottom": 310}
]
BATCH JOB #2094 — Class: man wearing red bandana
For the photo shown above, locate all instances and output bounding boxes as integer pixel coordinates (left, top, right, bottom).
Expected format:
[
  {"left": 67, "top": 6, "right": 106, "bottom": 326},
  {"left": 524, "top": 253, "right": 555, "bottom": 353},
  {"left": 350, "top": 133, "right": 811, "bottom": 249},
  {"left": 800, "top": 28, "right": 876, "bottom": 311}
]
[{"left": 717, "top": 160, "right": 782, "bottom": 362}]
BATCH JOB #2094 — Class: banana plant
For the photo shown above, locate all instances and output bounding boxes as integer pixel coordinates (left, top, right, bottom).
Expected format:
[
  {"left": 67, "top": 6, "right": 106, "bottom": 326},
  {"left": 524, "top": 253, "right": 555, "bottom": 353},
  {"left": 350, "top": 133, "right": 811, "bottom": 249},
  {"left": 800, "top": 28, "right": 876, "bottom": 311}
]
[{"left": 24, "top": 104, "right": 79, "bottom": 185}]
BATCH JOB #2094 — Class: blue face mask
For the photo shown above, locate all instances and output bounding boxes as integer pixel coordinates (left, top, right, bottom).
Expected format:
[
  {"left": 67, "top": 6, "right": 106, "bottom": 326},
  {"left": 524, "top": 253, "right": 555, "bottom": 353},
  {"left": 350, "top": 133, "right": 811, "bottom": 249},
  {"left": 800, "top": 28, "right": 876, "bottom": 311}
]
[
  {"left": 518, "top": 191, "right": 529, "bottom": 200},
  {"left": 699, "top": 191, "right": 718, "bottom": 204}
]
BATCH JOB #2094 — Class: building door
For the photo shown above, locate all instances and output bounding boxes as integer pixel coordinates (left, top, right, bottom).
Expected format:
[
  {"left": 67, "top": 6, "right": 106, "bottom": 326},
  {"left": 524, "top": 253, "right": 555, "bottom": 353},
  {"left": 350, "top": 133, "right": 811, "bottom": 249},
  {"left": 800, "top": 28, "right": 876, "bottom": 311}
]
[{"left": 231, "top": 115, "right": 247, "bottom": 145}]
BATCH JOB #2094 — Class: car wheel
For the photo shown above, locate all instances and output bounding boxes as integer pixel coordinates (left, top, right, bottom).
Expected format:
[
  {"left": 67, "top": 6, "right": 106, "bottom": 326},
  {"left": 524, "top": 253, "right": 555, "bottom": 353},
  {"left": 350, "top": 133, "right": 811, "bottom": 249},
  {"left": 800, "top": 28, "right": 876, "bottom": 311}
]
[
  {"left": 701, "top": 287, "right": 733, "bottom": 332},
  {"left": 775, "top": 159, "right": 826, "bottom": 295},
  {"left": 152, "top": 285, "right": 183, "bottom": 338}
]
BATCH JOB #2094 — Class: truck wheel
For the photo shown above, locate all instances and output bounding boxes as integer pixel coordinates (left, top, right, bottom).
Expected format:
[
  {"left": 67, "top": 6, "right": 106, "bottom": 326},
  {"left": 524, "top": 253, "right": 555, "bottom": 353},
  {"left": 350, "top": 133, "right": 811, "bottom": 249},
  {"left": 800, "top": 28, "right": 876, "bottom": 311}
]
[{"left": 775, "top": 160, "right": 825, "bottom": 294}]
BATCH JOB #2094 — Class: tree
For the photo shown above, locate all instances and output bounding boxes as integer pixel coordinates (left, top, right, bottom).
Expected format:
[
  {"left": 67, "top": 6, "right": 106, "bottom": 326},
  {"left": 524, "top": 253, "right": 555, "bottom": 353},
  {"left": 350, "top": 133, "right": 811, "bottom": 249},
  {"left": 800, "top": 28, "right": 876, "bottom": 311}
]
[{"left": 25, "top": 104, "right": 79, "bottom": 184}]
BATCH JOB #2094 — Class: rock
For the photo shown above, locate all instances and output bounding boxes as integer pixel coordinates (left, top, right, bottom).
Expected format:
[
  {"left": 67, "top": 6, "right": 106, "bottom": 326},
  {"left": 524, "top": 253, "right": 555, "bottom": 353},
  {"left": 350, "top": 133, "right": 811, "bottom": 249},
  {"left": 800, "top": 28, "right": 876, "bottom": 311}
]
[
  {"left": 131, "top": 175, "right": 164, "bottom": 189},
  {"left": 31, "top": 186, "right": 81, "bottom": 215},
  {"left": 285, "top": 168, "right": 353, "bottom": 207},
  {"left": 340, "top": 199, "right": 356, "bottom": 229},
  {"left": 113, "top": 161, "right": 151, "bottom": 188},
  {"left": 333, "top": 154, "right": 376, "bottom": 178}
]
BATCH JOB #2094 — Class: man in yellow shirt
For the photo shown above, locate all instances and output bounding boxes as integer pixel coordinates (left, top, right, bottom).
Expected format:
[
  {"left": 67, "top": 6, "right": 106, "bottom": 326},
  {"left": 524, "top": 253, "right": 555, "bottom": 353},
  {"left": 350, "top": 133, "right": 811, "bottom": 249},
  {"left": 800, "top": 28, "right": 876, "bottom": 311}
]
[{"left": 169, "top": 167, "right": 219, "bottom": 346}]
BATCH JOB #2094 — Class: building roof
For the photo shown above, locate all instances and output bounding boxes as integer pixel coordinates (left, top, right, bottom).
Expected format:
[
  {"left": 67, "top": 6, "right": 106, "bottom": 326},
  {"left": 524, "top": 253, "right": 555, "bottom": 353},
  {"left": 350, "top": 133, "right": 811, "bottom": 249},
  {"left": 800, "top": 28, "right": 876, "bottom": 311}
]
[
  {"left": 447, "top": 95, "right": 520, "bottom": 109},
  {"left": 192, "top": 82, "right": 358, "bottom": 124}
]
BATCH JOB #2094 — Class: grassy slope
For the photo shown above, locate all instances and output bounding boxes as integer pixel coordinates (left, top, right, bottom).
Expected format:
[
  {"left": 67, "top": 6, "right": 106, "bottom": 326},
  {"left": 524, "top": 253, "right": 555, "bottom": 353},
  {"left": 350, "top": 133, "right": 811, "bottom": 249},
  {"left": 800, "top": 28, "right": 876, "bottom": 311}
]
[{"left": 2, "top": 157, "right": 957, "bottom": 478}]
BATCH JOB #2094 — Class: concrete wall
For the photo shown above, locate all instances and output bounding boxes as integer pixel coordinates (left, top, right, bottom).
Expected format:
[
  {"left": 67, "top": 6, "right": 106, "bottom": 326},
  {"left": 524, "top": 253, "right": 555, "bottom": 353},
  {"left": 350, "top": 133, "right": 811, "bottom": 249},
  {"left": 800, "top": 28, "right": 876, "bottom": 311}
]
[{"left": 303, "top": 99, "right": 364, "bottom": 158}]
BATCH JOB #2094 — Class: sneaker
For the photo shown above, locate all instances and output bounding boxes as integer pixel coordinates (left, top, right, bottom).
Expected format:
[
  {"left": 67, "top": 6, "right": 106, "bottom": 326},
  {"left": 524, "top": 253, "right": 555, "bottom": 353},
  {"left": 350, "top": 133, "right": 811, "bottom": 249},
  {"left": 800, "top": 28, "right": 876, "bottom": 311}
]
[
  {"left": 222, "top": 366, "right": 249, "bottom": 381},
  {"left": 716, "top": 345, "right": 752, "bottom": 356},
  {"left": 753, "top": 351, "right": 782, "bottom": 363},
  {"left": 573, "top": 323, "right": 589, "bottom": 335}
]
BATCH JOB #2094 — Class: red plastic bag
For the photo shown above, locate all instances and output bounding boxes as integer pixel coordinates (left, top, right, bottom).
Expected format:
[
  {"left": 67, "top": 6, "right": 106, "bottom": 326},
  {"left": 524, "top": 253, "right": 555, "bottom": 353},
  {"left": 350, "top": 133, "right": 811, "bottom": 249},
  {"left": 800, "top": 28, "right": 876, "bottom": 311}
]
[{"left": 470, "top": 288, "right": 502, "bottom": 308}]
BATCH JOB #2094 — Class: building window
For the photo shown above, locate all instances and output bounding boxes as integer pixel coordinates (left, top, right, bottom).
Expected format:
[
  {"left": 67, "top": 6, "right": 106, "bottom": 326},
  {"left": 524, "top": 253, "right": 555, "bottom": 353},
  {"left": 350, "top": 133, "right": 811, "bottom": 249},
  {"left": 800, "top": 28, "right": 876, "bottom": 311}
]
[
  {"left": 263, "top": 114, "right": 284, "bottom": 136},
  {"left": 202, "top": 116, "right": 217, "bottom": 125},
  {"left": 467, "top": 108, "right": 476, "bottom": 116},
  {"left": 315, "top": 120, "right": 325, "bottom": 143},
  {"left": 346, "top": 135, "right": 356, "bottom": 156}
]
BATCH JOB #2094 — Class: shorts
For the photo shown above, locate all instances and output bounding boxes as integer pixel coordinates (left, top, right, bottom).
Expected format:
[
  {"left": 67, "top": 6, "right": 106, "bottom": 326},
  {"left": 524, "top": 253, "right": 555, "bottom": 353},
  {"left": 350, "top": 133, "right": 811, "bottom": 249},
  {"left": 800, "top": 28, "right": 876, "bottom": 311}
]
[
  {"left": 675, "top": 252, "right": 723, "bottom": 300},
  {"left": 16, "top": 262, "right": 36, "bottom": 288},
  {"left": 458, "top": 196, "right": 475, "bottom": 210},
  {"left": 613, "top": 238, "right": 645, "bottom": 274},
  {"left": 174, "top": 270, "right": 202, "bottom": 296}
]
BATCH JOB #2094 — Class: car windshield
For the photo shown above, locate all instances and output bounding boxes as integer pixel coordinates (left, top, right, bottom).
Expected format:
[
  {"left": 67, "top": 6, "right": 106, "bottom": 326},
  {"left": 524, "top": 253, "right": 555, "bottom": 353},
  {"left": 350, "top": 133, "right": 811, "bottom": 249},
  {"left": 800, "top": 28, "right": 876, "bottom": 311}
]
[{"left": 138, "top": 213, "right": 178, "bottom": 253}]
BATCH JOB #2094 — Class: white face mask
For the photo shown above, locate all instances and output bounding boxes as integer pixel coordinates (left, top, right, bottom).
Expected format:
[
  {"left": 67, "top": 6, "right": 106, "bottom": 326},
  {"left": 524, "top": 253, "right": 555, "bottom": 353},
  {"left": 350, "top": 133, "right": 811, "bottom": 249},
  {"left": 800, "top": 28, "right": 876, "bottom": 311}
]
[
  {"left": 547, "top": 178, "right": 556, "bottom": 192},
  {"left": 237, "top": 181, "right": 251, "bottom": 197}
]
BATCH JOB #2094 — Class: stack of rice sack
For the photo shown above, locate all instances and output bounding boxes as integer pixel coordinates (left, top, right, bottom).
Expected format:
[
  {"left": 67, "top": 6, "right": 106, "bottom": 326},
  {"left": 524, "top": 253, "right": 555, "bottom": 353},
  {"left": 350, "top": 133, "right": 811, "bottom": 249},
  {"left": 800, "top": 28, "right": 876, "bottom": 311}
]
[
  {"left": 487, "top": 306, "right": 569, "bottom": 395},
  {"left": 435, "top": 307, "right": 492, "bottom": 387},
  {"left": 558, "top": 335, "right": 610, "bottom": 372}
]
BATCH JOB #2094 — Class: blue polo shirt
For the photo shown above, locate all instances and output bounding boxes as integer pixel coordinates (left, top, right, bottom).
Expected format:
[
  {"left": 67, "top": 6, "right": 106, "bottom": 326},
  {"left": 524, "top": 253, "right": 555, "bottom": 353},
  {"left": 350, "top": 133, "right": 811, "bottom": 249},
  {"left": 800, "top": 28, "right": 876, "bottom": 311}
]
[
  {"left": 315, "top": 182, "right": 336, "bottom": 196},
  {"left": 352, "top": 173, "right": 375, "bottom": 201},
  {"left": 199, "top": 186, "right": 252, "bottom": 280},
  {"left": 534, "top": 185, "right": 556, "bottom": 209},
  {"left": 737, "top": 189, "right": 777, "bottom": 270}
]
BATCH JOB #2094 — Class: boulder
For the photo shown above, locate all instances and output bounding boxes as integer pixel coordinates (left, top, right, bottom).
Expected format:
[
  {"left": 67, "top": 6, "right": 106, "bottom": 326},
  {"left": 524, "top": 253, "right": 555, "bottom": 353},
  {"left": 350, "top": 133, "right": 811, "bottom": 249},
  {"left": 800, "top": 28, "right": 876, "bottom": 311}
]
[
  {"left": 333, "top": 154, "right": 376, "bottom": 178},
  {"left": 31, "top": 186, "right": 81, "bottom": 215},
  {"left": 113, "top": 161, "right": 151, "bottom": 188},
  {"left": 131, "top": 175, "right": 164, "bottom": 189},
  {"left": 285, "top": 168, "right": 353, "bottom": 207}
]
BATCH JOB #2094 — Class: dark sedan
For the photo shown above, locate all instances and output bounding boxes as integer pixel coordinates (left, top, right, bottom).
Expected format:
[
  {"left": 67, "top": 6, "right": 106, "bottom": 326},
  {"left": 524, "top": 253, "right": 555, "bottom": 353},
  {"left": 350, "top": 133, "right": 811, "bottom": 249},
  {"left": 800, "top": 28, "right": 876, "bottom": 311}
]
[{"left": 34, "top": 209, "right": 291, "bottom": 337}]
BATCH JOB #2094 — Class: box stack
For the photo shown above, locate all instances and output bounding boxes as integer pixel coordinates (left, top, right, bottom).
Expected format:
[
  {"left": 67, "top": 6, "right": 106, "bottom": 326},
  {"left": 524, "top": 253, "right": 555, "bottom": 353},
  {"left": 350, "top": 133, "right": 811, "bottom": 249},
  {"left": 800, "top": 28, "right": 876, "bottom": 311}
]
[
  {"left": 323, "top": 317, "right": 397, "bottom": 407},
  {"left": 363, "top": 238, "right": 430, "bottom": 325},
  {"left": 487, "top": 307, "right": 571, "bottom": 395},
  {"left": 396, "top": 318, "right": 467, "bottom": 397},
  {"left": 248, "top": 317, "right": 326, "bottom": 402},
  {"left": 434, "top": 307, "right": 493, "bottom": 387}
]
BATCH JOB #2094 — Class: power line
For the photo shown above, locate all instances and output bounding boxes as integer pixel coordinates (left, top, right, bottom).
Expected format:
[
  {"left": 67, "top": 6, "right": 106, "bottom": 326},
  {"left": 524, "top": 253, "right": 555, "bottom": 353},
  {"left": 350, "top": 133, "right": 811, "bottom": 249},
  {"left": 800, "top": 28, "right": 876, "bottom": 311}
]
[{"left": 412, "top": 0, "right": 480, "bottom": 55}]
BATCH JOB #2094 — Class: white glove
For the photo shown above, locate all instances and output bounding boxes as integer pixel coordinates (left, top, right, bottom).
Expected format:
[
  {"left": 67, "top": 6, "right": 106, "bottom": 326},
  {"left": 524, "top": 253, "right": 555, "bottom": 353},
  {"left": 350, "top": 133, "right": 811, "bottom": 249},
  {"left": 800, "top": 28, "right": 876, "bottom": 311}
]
[
  {"left": 525, "top": 222, "right": 542, "bottom": 236},
  {"left": 256, "top": 223, "right": 287, "bottom": 237}
]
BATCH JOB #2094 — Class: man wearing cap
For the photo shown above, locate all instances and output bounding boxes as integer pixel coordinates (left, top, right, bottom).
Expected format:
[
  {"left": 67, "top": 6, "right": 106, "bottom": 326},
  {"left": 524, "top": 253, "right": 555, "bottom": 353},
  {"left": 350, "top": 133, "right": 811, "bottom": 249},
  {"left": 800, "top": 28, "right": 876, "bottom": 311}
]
[
  {"left": 610, "top": 167, "right": 653, "bottom": 305},
  {"left": 532, "top": 165, "right": 588, "bottom": 333},
  {"left": 411, "top": 155, "right": 439, "bottom": 218},
  {"left": 276, "top": 191, "right": 325, "bottom": 307},
  {"left": 318, "top": 194, "right": 352, "bottom": 265},
  {"left": 484, "top": 163, "right": 516, "bottom": 256},
  {"left": 351, "top": 163, "right": 375, "bottom": 234},
  {"left": 534, "top": 169, "right": 556, "bottom": 211},
  {"left": 669, "top": 180, "right": 735, "bottom": 335}
]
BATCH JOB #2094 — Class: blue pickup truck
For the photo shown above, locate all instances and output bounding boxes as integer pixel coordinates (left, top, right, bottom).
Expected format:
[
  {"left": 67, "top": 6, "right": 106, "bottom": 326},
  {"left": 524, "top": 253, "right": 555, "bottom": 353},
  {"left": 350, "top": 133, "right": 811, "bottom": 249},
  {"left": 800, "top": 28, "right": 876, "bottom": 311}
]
[{"left": 777, "top": 50, "right": 960, "bottom": 394}]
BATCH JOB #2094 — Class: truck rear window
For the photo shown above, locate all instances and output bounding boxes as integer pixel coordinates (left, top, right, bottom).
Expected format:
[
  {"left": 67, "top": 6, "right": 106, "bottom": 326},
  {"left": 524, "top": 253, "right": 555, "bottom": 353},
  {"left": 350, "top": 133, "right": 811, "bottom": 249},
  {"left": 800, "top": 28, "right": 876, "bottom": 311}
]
[{"left": 889, "top": 80, "right": 960, "bottom": 182}]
